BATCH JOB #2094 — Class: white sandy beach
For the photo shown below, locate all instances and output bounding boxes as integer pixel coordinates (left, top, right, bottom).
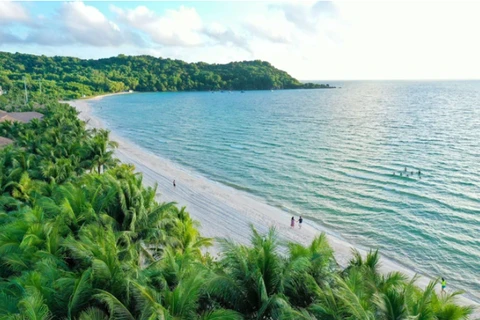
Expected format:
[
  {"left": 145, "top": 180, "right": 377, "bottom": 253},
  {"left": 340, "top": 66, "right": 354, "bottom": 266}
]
[{"left": 69, "top": 94, "right": 479, "bottom": 316}]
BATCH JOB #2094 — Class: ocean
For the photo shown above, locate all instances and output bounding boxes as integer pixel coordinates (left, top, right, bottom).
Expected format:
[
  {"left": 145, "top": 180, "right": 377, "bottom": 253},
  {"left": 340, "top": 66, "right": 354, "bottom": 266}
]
[{"left": 91, "top": 80, "right": 480, "bottom": 301}]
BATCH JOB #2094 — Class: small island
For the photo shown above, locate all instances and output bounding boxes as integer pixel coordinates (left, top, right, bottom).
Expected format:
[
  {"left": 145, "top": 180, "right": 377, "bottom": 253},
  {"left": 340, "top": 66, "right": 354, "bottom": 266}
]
[{"left": 0, "top": 52, "right": 332, "bottom": 100}]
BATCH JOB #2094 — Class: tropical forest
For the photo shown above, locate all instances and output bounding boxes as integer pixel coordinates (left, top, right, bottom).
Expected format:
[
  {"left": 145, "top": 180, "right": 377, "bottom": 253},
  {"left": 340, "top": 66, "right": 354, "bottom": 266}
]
[
  {"left": 0, "top": 52, "right": 333, "bottom": 100},
  {"left": 0, "top": 69, "right": 474, "bottom": 319}
]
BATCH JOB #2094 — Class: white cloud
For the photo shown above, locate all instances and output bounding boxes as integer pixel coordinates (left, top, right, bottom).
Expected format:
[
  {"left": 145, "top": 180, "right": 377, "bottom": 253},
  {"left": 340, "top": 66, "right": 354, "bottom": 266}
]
[
  {"left": 0, "top": 30, "right": 23, "bottom": 43},
  {"left": 204, "top": 22, "right": 249, "bottom": 51},
  {"left": 60, "top": 2, "right": 134, "bottom": 47},
  {"left": 0, "top": 1, "right": 29, "bottom": 24},
  {"left": 244, "top": 12, "right": 294, "bottom": 44},
  {"left": 111, "top": 5, "right": 249, "bottom": 51},
  {"left": 112, "top": 5, "right": 203, "bottom": 47},
  {"left": 269, "top": 1, "right": 337, "bottom": 34}
]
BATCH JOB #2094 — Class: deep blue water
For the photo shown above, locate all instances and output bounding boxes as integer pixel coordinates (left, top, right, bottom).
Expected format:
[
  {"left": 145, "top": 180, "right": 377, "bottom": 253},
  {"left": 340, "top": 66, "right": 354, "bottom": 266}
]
[{"left": 92, "top": 81, "right": 480, "bottom": 300}]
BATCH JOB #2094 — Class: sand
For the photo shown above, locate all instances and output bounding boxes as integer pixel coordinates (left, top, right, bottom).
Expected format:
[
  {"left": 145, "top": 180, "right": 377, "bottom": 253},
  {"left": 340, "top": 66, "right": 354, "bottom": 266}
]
[{"left": 69, "top": 94, "right": 479, "bottom": 316}]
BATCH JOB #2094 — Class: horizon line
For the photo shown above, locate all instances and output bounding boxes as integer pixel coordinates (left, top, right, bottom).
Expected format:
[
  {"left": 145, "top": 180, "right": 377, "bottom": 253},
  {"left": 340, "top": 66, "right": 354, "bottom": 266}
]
[{"left": 301, "top": 78, "right": 480, "bottom": 82}]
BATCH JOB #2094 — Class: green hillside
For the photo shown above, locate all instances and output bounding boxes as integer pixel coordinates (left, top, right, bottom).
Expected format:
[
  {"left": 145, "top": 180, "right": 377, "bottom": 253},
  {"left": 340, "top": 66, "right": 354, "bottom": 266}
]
[{"left": 0, "top": 52, "right": 332, "bottom": 99}]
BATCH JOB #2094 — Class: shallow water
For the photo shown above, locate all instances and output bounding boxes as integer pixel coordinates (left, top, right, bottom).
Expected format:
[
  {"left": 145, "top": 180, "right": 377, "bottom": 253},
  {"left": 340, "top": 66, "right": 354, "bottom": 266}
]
[{"left": 92, "top": 81, "right": 480, "bottom": 301}]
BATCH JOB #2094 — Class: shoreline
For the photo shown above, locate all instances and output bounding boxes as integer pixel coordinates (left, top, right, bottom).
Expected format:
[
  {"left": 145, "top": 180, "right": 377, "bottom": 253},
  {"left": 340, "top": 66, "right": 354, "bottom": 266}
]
[{"left": 68, "top": 93, "right": 479, "bottom": 314}]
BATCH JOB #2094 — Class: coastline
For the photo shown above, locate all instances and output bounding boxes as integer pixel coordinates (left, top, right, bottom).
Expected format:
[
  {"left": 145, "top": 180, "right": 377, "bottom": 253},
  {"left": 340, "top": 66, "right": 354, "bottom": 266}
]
[{"left": 68, "top": 93, "right": 479, "bottom": 315}]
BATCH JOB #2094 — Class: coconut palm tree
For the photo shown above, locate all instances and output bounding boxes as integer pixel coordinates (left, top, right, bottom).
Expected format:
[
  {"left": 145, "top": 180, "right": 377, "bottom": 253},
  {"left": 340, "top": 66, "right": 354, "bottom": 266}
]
[
  {"left": 430, "top": 290, "right": 473, "bottom": 320},
  {"left": 209, "top": 227, "right": 294, "bottom": 319},
  {"left": 87, "top": 129, "right": 119, "bottom": 173}
]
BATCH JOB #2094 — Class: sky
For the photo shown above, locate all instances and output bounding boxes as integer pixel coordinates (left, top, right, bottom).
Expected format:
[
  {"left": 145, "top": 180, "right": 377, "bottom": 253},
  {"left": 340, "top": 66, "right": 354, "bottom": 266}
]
[{"left": 1, "top": 0, "right": 480, "bottom": 80}]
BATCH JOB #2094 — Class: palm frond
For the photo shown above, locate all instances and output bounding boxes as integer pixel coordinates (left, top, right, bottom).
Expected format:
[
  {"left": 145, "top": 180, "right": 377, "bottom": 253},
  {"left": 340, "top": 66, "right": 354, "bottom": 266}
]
[{"left": 95, "top": 290, "right": 135, "bottom": 320}]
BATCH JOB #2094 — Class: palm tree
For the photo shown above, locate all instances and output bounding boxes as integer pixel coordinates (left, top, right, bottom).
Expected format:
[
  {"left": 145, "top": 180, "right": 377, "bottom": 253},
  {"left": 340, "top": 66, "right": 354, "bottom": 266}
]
[
  {"left": 287, "top": 233, "right": 337, "bottom": 289},
  {"left": 373, "top": 288, "right": 408, "bottom": 320},
  {"left": 9, "top": 172, "right": 43, "bottom": 203},
  {"left": 124, "top": 249, "right": 241, "bottom": 320},
  {"left": 87, "top": 129, "right": 119, "bottom": 173},
  {"left": 62, "top": 224, "right": 134, "bottom": 299},
  {"left": 16, "top": 287, "right": 52, "bottom": 320},
  {"left": 168, "top": 206, "right": 213, "bottom": 258},
  {"left": 430, "top": 290, "right": 473, "bottom": 320},
  {"left": 209, "top": 227, "right": 292, "bottom": 319},
  {"left": 78, "top": 307, "right": 108, "bottom": 320}
]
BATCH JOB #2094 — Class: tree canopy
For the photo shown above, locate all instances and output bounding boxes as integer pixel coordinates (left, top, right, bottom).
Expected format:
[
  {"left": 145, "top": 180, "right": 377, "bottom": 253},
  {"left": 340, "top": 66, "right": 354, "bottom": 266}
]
[{"left": 0, "top": 52, "right": 333, "bottom": 100}]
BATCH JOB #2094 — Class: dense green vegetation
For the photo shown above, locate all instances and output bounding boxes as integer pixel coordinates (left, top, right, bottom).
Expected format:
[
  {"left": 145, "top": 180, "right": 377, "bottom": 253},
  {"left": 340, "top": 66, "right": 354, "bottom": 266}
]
[
  {"left": 0, "top": 52, "right": 332, "bottom": 100},
  {"left": 0, "top": 92, "right": 474, "bottom": 319}
]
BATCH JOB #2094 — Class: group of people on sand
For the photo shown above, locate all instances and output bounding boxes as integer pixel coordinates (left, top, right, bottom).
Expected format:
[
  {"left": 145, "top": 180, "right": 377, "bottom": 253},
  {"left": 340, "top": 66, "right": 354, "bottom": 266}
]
[
  {"left": 291, "top": 216, "right": 303, "bottom": 229},
  {"left": 393, "top": 167, "right": 421, "bottom": 178}
]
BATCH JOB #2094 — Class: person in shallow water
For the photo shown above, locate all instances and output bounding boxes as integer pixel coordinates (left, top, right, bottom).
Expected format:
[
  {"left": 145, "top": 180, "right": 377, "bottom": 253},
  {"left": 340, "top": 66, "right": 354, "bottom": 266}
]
[
  {"left": 441, "top": 277, "right": 447, "bottom": 293},
  {"left": 173, "top": 180, "right": 176, "bottom": 187},
  {"left": 291, "top": 217, "right": 295, "bottom": 228},
  {"left": 298, "top": 216, "right": 303, "bottom": 229}
]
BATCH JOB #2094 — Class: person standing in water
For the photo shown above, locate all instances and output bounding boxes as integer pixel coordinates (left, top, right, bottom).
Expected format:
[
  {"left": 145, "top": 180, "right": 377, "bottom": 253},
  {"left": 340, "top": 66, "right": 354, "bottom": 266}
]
[
  {"left": 441, "top": 277, "right": 447, "bottom": 293},
  {"left": 173, "top": 180, "right": 176, "bottom": 188},
  {"left": 291, "top": 217, "right": 295, "bottom": 228},
  {"left": 298, "top": 216, "right": 303, "bottom": 229}
]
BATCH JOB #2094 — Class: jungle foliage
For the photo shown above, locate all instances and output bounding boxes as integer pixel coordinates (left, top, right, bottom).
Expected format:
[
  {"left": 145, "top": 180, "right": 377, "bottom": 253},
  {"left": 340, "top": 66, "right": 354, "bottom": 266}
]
[{"left": 0, "top": 52, "right": 332, "bottom": 100}]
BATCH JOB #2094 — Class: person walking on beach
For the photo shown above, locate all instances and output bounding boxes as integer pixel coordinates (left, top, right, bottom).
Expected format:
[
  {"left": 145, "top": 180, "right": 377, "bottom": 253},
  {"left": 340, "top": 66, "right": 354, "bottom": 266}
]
[
  {"left": 441, "top": 277, "right": 447, "bottom": 293},
  {"left": 173, "top": 180, "right": 176, "bottom": 188},
  {"left": 298, "top": 216, "right": 303, "bottom": 229},
  {"left": 291, "top": 217, "right": 295, "bottom": 228}
]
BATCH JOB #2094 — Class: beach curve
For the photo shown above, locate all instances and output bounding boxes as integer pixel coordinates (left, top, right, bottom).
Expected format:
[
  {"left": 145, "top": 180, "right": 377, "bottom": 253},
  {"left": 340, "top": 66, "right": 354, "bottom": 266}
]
[{"left": 68, "top": 94, "right": 479, "bottom": 316}]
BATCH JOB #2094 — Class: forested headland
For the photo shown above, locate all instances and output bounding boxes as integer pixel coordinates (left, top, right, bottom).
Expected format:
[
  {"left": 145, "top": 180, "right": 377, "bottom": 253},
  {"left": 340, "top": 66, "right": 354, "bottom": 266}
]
[
  {"left": 0, "top": 82, "right": 474, "bottom": 318},
  {"left": 0, "top": 51, "right": 333, "bottom": 100}
]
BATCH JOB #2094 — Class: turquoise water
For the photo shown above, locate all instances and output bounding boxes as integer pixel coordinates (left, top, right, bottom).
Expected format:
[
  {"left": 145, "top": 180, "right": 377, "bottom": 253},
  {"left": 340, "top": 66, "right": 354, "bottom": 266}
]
[{"left": 92, "top": 81, "right": 480, "bottom": 301}]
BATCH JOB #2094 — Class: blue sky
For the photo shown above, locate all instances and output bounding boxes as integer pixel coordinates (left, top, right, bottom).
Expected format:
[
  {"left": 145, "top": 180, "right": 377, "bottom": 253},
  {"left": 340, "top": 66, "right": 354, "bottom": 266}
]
[{"left": 1, "top": 1, "right": 480, "bottom": 80}]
